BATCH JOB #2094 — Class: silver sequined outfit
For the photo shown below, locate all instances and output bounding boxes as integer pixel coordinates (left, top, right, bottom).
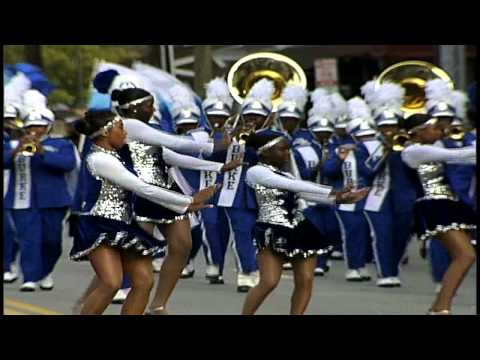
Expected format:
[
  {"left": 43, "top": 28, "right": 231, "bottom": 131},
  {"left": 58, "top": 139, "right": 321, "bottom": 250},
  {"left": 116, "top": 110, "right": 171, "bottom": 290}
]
[
  {"left": 416, "top": 162, "right": 457, "bottom": 202},
  {"left": 252, "top": 164, "right": 302, "bottom": 229},
  {"left": 128, "top": 141, "right": 172, "bottom": 188},
  {"left": 87, "top": 145, "right": 132, "bottom": 223}
]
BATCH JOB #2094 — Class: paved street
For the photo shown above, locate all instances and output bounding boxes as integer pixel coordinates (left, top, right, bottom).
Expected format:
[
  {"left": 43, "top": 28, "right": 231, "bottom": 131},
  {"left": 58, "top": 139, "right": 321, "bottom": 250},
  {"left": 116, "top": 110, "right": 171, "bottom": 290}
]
[{"left": 3, "top": 235, "right": 477, "bottom": 315}]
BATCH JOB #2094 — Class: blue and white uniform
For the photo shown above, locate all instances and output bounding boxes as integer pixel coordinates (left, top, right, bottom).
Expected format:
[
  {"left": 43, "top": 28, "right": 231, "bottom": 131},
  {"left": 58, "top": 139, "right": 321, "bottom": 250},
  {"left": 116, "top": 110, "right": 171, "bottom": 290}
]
[{"left": 4, "top": 132, "right": 77, "bottom": 282}]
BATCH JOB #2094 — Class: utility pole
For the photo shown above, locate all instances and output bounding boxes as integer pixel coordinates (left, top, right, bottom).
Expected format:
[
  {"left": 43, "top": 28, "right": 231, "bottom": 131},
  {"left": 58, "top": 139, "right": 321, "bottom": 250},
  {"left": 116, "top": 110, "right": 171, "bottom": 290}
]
[
  {"left": 438, "top": 45, "right": 467, "bottom": 90},
  {"left": 194, "top": 45, "right": 212, "bottom": 97}
]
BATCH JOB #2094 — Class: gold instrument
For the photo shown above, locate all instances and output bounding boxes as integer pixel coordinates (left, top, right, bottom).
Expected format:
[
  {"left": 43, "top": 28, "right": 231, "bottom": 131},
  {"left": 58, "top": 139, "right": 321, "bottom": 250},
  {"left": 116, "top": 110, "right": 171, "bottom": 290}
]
[
  {"left": 447, "top": 125, "right": 465, "bottom": 141},
  {"left": 392, "top": 132, "right": 410, "bottom": 152},
  {"left": 376, "top": 60, "right": 454, "bottom": 118},
  {"left": 227, "top": 52, "right": 307, "bottom": 111},
  {"left": 19, "top": 131, "right": 38, "bottom": 157},
  {"left": 20, "top": 142, "right": 37, "bottom": 157}
]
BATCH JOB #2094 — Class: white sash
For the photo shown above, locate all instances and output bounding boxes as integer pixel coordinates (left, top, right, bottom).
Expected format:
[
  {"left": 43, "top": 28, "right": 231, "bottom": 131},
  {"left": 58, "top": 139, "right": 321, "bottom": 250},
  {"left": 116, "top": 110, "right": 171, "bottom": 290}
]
[
  {"left": 13, "top": 155, "right": 32, "bottom": 209},
  {"left": 296, "top": 146, "right": 320, "bottom": 170},
  {"left": 217, "top": 141, "right": 244, "bottom": 207},
  {"left": 339, "top": 150, "right": 357, "bottom": 212},
  {"left": 364, "top": 164, "right": 390, "bottom": 212},
  {"left": 4, "top": 170, "right": 10, "bottom": 199},
  {"left": 199, "top": 170, "right": 218, "bottom": 190}
]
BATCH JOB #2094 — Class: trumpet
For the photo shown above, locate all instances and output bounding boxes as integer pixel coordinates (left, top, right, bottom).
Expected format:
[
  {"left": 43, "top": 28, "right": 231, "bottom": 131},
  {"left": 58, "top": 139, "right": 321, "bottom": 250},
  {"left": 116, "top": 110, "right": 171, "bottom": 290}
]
[
  {"left": 19, "top": 131, "right": 38, "bottom": 157},
  {"left": 223, "top": 114, "right": 255, "bottom": 145},
  {"left": 20, "top": 142, "right": 37, "bottom": 157},
  {"left": 391, "top": 132, "right": 410, "bottom": 152},
  {"left": 447, "top": 125, "right": 465, "bottom": 141}
]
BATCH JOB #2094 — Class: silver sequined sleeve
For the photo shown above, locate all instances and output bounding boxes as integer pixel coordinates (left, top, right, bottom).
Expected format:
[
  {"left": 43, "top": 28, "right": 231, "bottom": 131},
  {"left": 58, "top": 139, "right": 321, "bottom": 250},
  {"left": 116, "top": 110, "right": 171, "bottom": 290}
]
[
  {"left": 123, "top": 118, "right": 214, "bottom": 155},
  {"left": 162, "top": 147, "right": 224, "bottom": 172},
  {"left": 246, "top": 165, "right": 333, "bottom": 202},
  {"left": 402, "top": 143, "right": 477, "bottom": 169},
  {"left": 88, "top": 152, "right": 193, "bottom": 214}
]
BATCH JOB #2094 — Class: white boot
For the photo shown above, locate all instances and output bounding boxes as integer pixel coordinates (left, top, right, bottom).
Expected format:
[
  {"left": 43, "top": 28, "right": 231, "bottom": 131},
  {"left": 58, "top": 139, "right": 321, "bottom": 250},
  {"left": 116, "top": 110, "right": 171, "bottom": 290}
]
[
  {"left": 205, "top": 265, "right": 220, "bottom": 279},
  {"left": 376, "top": 277, "right": 397, "bottom": 287},
  {"left": 181, "top": 262, "right": 195, "bottom": 279},
  {"left": 345, "top": 270, "right": 362, "bottom": 282},
  {"left": 112, "top": 288, "right": 130, "bottom": 304},
  {"left": 358, "top": 267, "right": 371, "bottom": 281},
  {"left": 20, "top": 282, "right": 37, "bottom": 292},
  {"left": 39, "top": 274, "right": 54, "bottom": 290},
  {"left": 237, "top": 273, "right": 253, "bottom": 293}
]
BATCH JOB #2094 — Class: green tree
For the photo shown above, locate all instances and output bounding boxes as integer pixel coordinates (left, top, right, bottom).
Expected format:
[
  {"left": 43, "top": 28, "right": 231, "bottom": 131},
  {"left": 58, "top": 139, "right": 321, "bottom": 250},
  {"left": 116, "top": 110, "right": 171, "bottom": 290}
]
[{"left": 4, "top": 45, "right": 146, "bottom": 108}]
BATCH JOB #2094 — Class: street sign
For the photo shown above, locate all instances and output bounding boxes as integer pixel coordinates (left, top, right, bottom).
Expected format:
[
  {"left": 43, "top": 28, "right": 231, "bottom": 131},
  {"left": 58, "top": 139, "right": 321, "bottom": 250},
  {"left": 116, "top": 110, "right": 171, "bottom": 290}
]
[{"left": 315, "top": 58, "right": 339, "bottom": 91}]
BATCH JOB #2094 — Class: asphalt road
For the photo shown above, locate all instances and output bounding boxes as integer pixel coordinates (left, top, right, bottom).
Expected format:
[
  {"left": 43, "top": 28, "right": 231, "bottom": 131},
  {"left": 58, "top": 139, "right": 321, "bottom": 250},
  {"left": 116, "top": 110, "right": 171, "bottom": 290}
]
[{"left": 3, "top": 234, "right": 477, "bottom": 315}]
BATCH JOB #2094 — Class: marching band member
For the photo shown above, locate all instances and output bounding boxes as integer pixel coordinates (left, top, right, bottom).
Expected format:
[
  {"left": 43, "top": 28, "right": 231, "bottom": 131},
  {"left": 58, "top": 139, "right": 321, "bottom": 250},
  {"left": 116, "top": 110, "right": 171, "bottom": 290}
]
[
  {"left": 361, "top": 82, "right": 416, "bottom": 287},
  {"left": 197, "top": 78, "right": 236, "bottom": 283},
  {"left": 4, "top": 107, "right": 77, "bottom": 291},
  {"left": 3, "top": 104, "right": 20, "bottom": 283},
  {"left": 69, "top": 110, "right": 218, "bottom": 315},
  {"left": 292, "top": 90, "right": 340, "bottom": 276},
  {"left": 275, "top": 84, "right": 309, "bottom": 142},
  {"left": 326, "top": 92, "right": 354, "bottom": 260},
  {"left": 323, "top": 98, "right": 375, "bottom": 282},
  {"left": 241, "top": 131, "right": 368, "bottom": 315},
  {"left": 213, "top": 79, "right": 277, "bottom": 292},
  {"left": 401, "top": 113, "right": 476, "bottom": 314}
]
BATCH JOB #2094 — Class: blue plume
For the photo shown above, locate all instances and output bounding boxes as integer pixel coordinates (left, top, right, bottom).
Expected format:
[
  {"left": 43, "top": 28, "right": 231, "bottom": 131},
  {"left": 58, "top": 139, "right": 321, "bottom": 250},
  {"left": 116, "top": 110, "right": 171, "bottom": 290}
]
[
  {"left": 88, "top": 90, "right": 112, "bottom": 111},
  {"left": 15, "top": 63, "right": 56, "bottom": 96},
  {"left": 93, "top": 69, "right": 120, "bottom": 94}
]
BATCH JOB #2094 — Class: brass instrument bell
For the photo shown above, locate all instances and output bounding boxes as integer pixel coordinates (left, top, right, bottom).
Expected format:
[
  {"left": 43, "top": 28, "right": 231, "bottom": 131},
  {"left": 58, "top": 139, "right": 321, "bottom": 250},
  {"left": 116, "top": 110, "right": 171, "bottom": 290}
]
[
  {"left": 391, "top": 132, "right": 410, "bottom": 152},
  {"left": 376, "top": 60, "right": 454, "bottom": 118},
  {"left": 447, "top": 125, "right": 465, "bottom": 141},
  {"left": 227, "top": 52, "right": 307, "bottom": 111}
]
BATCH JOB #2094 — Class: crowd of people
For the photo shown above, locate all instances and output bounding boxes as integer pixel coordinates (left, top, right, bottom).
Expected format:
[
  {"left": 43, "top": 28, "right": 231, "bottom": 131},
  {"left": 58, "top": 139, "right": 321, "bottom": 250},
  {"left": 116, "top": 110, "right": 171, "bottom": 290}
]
[{"left": 3, "top": 59, "right": 477, "bottom": 315}]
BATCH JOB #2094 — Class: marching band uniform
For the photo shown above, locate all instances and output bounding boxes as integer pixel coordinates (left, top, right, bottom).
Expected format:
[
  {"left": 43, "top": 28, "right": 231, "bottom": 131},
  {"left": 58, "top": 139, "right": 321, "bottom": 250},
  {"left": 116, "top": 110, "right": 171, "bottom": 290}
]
[
  {"left": 4, "top": 108, "right": 77, "bottom": 291},
  {"left": 361, "top": 82, "right": 416, "bottom": 287},
  {"left": 209, "top": 79, "right": 278, "bottom": 291},
  {"left": 293, "top": 90, "right": 341, "bottom": 275},
  {"left": 323, "top": 98, "right": 374, "bottom": 282},
  {"left": 3, "top": 107, "right": 19, "bottom": 282}
]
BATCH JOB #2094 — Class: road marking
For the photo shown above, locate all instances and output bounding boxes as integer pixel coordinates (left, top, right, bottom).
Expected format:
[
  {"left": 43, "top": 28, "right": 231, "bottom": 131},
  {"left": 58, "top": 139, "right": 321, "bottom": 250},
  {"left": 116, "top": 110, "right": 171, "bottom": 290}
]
[
  {"left": 4, "top": 307, "right": 28, "bottom": 315},
  {"left": 4, "top": 299, "right": 63, "bottom": 315}
]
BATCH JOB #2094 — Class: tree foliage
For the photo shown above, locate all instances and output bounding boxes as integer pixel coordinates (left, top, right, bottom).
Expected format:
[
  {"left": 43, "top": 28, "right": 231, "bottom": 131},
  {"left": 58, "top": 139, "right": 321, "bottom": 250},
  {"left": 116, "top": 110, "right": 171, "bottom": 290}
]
[{"left": 4, "top": 45, "right": 146, "bottom": 107}]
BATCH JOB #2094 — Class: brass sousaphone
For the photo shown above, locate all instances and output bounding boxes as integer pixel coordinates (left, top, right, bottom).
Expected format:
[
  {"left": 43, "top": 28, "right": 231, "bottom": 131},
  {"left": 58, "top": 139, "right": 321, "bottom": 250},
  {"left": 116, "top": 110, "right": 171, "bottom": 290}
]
[
  {"left": 376, "top": 60, "right": 455, "bottom": 151},
  {"left": 225, "top": 52, "right": 307, "bottom": 142},
  {"left": 375, "top": 60, "right": 454, "bottom": 118}
]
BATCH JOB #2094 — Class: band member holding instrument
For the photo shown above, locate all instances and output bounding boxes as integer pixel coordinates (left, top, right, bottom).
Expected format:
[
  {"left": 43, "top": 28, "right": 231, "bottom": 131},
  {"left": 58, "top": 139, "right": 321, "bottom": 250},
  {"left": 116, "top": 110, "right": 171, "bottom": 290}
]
[
  {"left": 70, "top": 110, "right": 218, "bottom": 315},
  {"left": 294, "top": 90, "right": 341, "bottom": 276},
  {"left": 326, "top": 92, "right": 354, "bottom": 260},
  {"left": 401, "top": 113, "right": 476, "bottom": 315},
  {"left": 4, "top": 107, "right": 77, "bottom": 292},
  {"left": 241, "top": 131, "right": 369, "bottom": 315},
  {"left": 361, "top": 82, "right": 416, "bottom": 287},
  {"left": 209, "top": 79, "right": 276, "bottom": 292},
  {"left": 199, "top": 78, "right": 237, "bottom": 283},
  {"left": 275, "top": 84, "right": 309, "bottom": 141},
  {"left": 3, "top": 104, "right": 21, "bottom": 284},
  {"left": 323, "top": 98, "right": 375, "bottom": 282}
]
